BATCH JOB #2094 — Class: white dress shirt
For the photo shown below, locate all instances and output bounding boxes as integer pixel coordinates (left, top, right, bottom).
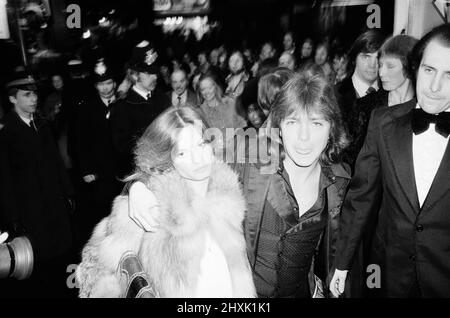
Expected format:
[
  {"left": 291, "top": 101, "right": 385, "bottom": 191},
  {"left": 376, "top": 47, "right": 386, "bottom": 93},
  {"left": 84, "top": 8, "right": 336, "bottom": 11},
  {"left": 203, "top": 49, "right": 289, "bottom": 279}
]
[
  {"left": 132, "top": 85, "right": 151, "bottom": 100},
  {"left": 171, "top": 90, "right": 187, "bottom": 107},
  {"left": 352, "top": 73, "right": 379, "bottom": 98},
  {"left": 100, "top": 95, "right": 116, "bottom": 107},
  {"left": 413, "top": 104, "right": 450, "bottom": 207},
  {"left": 19, "top": 114, "right": 33, "bottom": 127}
]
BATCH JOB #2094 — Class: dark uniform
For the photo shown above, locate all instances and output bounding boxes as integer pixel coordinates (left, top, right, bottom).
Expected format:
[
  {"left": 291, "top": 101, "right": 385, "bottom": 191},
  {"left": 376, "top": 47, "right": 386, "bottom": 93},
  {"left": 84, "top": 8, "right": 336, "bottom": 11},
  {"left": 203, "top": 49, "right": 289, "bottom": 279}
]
[
  {"left": 110, "top": 88, "right": 169, "bottom": 177},
  {"left": 109, "top": 41, "right": 170, "bottom": 177},
  {"left": 75, "top": 94, "right": 121, "bottom": 240},
  {"left": 0, "top": 74, "right": 75, "bottom": 297}
]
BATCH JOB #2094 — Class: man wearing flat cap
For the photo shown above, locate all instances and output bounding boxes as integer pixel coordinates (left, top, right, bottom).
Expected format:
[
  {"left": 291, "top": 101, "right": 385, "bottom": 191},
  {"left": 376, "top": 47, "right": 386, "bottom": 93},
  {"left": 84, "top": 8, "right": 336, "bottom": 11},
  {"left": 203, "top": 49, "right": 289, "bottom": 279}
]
[
  {"left": 0, "top": 71, "right": 74, "bottom": 297},
  {"left": 110, "top": 41, "right": 170, "bottom": 177},
  {"left": 75, "top": 59, "right": 121, "bottom": 244}
]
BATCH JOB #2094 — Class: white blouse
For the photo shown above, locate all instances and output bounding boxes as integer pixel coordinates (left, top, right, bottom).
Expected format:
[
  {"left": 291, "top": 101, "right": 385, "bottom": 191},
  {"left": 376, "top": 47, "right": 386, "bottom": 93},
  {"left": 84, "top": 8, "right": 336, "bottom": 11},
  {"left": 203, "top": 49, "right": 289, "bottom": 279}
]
[{"left": 194, "top": 232, "right": 233, "bottom": 298}]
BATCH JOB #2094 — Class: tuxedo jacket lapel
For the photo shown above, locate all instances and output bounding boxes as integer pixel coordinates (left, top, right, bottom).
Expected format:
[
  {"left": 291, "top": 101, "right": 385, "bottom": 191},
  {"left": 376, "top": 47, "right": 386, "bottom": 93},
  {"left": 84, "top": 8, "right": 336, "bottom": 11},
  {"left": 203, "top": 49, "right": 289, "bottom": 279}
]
[
  {"left": 420, "top": 139, "right": 450, "bottom": 214},
  {"left": 383, "top": 111, "right": 421, "bottom": 217}
]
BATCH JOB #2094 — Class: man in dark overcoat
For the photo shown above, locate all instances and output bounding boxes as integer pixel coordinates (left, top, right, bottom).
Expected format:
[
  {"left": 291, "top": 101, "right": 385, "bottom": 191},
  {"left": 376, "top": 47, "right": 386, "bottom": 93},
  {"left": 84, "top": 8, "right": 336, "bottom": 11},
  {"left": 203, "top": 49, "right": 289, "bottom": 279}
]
[{"left": 0, "top": 72, "right": 74, "bottom": 297}]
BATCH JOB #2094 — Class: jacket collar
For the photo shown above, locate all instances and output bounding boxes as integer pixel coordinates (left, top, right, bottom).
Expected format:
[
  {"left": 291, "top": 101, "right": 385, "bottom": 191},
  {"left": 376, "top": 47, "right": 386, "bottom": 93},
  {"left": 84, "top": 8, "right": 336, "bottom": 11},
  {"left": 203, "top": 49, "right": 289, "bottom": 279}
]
[
  {"left": 382, "top": 98, "right": 450, "bottom": 217},
  {"left": 382, "top": 99, "right": 420, "bottom": 217},
  {"left": 4, "top": 110, "right": 45, "bottom": 131},
  {"left": 124, "top": 88, "right": 149, "bottom": 104}
]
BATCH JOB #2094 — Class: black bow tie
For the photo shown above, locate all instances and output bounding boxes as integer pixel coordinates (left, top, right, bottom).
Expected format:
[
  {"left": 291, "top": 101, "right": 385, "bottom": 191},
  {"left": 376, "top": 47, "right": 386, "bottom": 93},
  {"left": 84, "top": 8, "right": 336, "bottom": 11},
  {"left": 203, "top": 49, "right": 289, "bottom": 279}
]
[{"left": 411, "top": 108, "right": 450, "bottom": 138}]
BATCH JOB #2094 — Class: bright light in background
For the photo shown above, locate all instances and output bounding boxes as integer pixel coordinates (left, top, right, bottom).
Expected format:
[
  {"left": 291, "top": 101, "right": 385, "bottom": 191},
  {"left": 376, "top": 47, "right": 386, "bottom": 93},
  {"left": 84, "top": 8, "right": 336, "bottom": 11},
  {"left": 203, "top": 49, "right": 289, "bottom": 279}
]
[
  {"left": 83, "top": 29, "right": 91, "bottom": 39},
  {"left": 163, "top": 16, "right": 184, "bottom": 26},
  {"left": 99, "top": 17, "right": 111, "bottom": 27}
]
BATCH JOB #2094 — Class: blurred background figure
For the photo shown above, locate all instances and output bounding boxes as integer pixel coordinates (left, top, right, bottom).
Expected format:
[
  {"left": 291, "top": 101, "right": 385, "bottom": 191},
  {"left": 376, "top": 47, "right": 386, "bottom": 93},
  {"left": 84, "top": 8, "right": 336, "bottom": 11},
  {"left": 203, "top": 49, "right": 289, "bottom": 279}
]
[
  {"left": 251, "top": 42, "right": 276, "bottom": 77},
  {"left": 197, "top": 73, "right": 246, "bottom": 151},
  {"left": 332, "top": 48, "right": 350, "bottom": 85},
  {"left": 298, "top": 37, "right": 314, "bottom": 66},
  {"left": 278, "top": 51, "right": 296, "bottom": 71},
  {"left": 168, "top": 69, "right": 199, "bottom": 108},
  {"left": 225, "top": 51, "right": 249, "bottom": 99},
  {"left": 282, "top": 31, "right": 297, "bottom": 56},
  {"left": 314, "top": 41, "right": 334, "bottom": 82}
]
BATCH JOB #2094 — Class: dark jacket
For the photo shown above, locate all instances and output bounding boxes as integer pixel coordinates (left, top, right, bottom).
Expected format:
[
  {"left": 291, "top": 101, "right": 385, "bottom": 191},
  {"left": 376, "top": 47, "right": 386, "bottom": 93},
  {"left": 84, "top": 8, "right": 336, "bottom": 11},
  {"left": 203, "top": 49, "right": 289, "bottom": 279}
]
[
  {"left": 231, "top": 135, "right": 354, "bottom": 297},
  {"left": 75, "top": 94, "right": 117, "bottom": 180},
  {"left": 345, "top": 89, "right": 389, "bottom": 166},
  {"left": 75, "top": 94, "right": 121, "bottom": 223},
  {"left": 0, "top": 111, "right": 73, "bottom": 262},
  {"left": 335, "top": 99, "right": 450, "bottom": 297},
  {"left": 335, "top": 76, "right": 382, "bottom": 166},
  {"left": 110, "top": 88, "right": 170, "bottom": 177},
  {"left": 166, "top": 89, "right": 199, "bottom": 108}
]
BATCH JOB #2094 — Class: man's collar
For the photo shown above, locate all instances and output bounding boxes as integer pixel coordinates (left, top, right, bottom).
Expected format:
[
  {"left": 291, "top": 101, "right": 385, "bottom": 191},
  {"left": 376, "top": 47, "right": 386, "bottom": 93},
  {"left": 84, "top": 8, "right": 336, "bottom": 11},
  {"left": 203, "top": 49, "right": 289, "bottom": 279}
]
[
  {"left": 352, "top": 73, "right": 378, "bottom": 98},
  {"left": 100, "top": 95, "right": 116, "bottom": 106},
  {"left": 132, "top": 85, "right": 151, "bottom": 100},
  {"left": 18, "top": 113, "right": 33, "bottom": 126},
  {"left": 277, "top": 161, "right": 350, "bottom": 189},
  {"left": 173, "top": 90, "right": 187, "bottom": 98}
]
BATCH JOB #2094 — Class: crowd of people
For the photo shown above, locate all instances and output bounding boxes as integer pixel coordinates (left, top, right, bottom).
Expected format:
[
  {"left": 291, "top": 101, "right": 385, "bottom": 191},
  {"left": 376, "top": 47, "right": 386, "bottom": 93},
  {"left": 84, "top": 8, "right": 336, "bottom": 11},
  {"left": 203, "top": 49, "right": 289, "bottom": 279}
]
[{"left": 1, "top": 22, "right": 450, "bottom": 298}]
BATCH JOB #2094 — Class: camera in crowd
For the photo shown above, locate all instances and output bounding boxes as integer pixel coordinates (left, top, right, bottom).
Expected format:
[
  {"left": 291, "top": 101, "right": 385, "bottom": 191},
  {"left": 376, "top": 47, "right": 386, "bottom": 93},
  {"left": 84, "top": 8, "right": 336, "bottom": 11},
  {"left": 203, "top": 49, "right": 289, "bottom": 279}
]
[{"left": 0, "top": 231, "right": 34, "bottom": 280}]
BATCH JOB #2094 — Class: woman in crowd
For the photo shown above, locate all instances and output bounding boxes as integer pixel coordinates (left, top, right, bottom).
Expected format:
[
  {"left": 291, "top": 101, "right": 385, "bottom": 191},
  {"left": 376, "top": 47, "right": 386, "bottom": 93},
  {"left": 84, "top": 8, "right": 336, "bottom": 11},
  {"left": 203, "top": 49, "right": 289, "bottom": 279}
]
[
  {"left": 378, "top": 34, "right": 418, "bottom": 107},
  {"left": 298, "top": 37, "right": 314, "bottom": 66},
  {"left": 76, "top": 107, "right": 256, "bottom": 298},
  {"left": 314, "top": 41, "right": 334, "bottom": 82},
  {"left": 349, "top": 34, "right": 418, "bottom": 165},
  {"left": 244, "top": 103, "right": 266, "bottom": 130},
  {"left": 197, "top": 73, "right": 246, "bottom": 149}
]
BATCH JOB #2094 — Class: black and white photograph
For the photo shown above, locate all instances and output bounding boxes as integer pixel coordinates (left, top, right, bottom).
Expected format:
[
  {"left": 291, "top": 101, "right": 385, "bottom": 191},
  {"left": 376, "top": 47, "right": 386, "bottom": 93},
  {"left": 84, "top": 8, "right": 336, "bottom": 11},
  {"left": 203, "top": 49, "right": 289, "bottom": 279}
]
[{"left": 1, "top": 0, "right": 450, "bottom": 306}]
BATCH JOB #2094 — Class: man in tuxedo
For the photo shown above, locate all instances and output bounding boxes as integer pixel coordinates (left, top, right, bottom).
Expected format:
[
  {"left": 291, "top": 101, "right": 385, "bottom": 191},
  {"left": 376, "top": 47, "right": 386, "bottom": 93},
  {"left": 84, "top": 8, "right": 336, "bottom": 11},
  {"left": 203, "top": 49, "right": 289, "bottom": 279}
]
[
  {"left": 75, "top": 59, "right": 121, "bottom": 244},
  {"left": 168, "top": 69, "right": 198, "bottom": 108},
  {"left": 110, "top": 41, "right": 170, "bottom": 177},
  {"left": 330, "top": 24, "right": 450, "bottom": 298}
]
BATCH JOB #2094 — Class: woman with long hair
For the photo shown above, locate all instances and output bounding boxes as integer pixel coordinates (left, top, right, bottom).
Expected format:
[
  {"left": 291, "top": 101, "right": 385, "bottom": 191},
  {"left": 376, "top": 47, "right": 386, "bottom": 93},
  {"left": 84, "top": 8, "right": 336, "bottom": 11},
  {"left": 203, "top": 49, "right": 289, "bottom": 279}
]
[
  {"left": 196, "top": 73, "right": 246, "bottom": 150},
  {"left": 76, "top": 106, "right": 256, "bottom": 298}
]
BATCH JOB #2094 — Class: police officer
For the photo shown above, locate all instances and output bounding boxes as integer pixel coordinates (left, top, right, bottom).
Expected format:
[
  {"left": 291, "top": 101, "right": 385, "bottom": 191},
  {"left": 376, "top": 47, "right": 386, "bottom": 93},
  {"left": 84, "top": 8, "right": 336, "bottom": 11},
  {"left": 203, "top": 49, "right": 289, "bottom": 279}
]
[
  {"left": 0, "top": 71, "right": 74, "bottom": 297},
  {"left": 75, "top": 59, "right": 121, "bottom": 245},
  {"left": 110, "top": 41, "right": 170, "bottom": 177}
]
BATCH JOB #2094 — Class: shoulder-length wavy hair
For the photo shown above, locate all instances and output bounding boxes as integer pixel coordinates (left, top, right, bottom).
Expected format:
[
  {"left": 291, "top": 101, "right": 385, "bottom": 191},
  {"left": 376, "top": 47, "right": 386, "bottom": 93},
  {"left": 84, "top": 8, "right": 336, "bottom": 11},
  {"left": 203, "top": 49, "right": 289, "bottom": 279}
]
[
  {"left": 125, "top": 106, "right": 211, "bottom": 183},
  {"left": 269, "top": 72, "right": 349, "bottom": 165},
  {"left": 196, "top": 72, "right": 224, "bottom": 104}
]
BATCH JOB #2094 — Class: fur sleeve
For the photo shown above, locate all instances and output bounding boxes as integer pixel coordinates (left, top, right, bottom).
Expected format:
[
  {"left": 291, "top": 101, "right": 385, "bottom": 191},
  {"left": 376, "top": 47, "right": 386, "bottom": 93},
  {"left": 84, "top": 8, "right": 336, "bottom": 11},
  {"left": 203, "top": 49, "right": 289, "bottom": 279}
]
[{"left": 76, "top": 196, "right": 145, "bottom": 297}]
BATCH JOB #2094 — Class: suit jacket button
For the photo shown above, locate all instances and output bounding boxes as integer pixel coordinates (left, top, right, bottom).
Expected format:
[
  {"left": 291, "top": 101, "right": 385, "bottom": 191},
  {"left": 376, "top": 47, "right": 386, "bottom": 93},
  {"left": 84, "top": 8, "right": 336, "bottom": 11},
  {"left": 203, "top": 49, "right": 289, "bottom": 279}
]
[
  {"left": 409, "top": 255, "right": 416, "bottom": 261},
  {"left": 416, "top": 225, "right": 423, "bottom": 232}
]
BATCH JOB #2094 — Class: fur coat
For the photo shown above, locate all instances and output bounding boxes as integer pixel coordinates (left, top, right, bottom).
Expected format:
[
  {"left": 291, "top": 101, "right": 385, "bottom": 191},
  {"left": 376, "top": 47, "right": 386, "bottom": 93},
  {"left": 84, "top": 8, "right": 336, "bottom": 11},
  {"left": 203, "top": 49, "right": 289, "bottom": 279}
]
[{"left": 76, "top": 162, "right": 256, "bottom": 298}]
